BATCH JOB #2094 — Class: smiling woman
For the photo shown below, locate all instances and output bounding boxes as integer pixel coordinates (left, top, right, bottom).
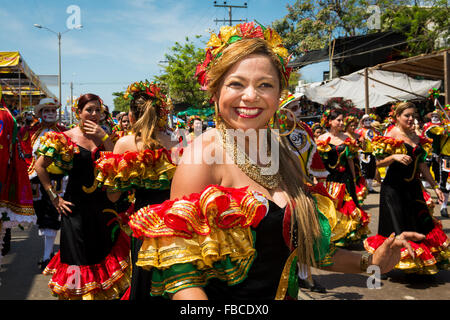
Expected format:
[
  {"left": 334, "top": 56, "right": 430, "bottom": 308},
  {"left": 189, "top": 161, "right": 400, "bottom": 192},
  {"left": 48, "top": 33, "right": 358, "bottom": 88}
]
[{"left": 127, "top": 22, "right": 427, "bottom": 301}]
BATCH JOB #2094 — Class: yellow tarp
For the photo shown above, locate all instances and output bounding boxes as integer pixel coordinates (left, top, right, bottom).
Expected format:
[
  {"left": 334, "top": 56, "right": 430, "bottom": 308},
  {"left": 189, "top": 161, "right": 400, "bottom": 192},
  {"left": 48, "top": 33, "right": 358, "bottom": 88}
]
[{"left": 0, "top": 52, "right": 20, "bottom": 67}]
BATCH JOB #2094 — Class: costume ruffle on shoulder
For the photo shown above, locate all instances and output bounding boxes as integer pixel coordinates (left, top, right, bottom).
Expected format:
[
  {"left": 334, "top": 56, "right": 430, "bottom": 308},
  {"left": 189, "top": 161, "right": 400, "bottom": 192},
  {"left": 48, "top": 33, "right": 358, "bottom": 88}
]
[
  {"left": 127, "top": 185, "right": 269, "bottom": 296},
  {"left": 316, "top": 136, "right": 359, "bottom": 162},
  {"left": 36, "top": 131, "right": 80, "bottom": 174},
  {"left": 83, "top": 148, "right": 176, "bottom": 193},
  {"left": 371, "top": 136, "right": 408, "bottom": 157}
]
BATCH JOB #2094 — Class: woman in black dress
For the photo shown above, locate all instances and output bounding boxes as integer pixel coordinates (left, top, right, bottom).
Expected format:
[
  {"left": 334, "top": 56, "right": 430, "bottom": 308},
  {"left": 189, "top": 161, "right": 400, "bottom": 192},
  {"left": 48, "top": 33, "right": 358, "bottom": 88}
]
[
  {"left": 365, "top": 102, "right": 449, "bottom": 274},
  {"left": 35, "top": 93, "right": 131, "bottom": 299},
  {"left": 316, "top": 109, "right": 370, "bottom": 246},
  {"left": 127, "top": 22, "right": 426, "bottom": 300}
]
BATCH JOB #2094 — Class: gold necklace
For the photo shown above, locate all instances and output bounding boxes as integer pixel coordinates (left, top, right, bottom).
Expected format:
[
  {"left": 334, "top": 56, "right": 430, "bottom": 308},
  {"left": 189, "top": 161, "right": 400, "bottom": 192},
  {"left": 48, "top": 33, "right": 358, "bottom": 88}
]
[{"left": 217, "top": 121, "right": 281, "bottom": 189}]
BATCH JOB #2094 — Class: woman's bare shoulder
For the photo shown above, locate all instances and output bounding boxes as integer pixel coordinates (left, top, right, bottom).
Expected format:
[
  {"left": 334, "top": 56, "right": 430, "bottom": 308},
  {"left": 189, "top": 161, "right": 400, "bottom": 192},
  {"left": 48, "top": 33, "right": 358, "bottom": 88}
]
[
  {"left": 170, "top": 129, "right": 222, "bottom": 200},
  {"left": 113, "top": 134, "right": 137, "bottom": 154}
]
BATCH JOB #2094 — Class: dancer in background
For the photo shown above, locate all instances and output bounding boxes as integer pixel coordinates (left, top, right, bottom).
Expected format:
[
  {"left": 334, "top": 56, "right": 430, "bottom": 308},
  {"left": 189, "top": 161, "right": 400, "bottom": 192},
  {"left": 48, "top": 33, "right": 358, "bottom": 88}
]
[
  {"left": 344, "top": 114, "right": 368, "bottom": 205},
  {"left": 281, "top": 94, "right": 328, "bottom": 293},
  {"left": 35, "top": 93, "right": 130, "bottom": 299},
  {"left": 19, "top": 98, "right": 67, "bottom": 271},
  {"left": 356, "top": 114, "right": 379, "bottom": 194},
  {"left": 311, "top": 123, "right": 323, "bottom": 141},
  {"left": 423, "top": 107, "right": 450, "bottom": 218},
  {"left": 0, "top": 87, "right": 35, "bottom": 266},
  {"left": 365, "top": 101, "right": 449, "bottom": 275},
  {"left": 317, "top": 109, "right": 370, "bottom": 247},
  {"left": 87, "top": 81, "right": 178, "bottom": 300}
]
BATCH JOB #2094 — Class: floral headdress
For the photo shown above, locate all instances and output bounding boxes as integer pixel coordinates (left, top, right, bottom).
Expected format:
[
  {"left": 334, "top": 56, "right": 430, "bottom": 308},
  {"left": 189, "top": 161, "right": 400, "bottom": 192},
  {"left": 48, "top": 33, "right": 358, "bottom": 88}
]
[
  {"left": 123, "top": 80, "right": 172, "bottom": 122},
  {"left": 195, "top": 21, "right": 292, "bottom": 89},
  {"left": 187, "top": 115, "right": 202, "bottom": 129},
  {"left": 320, "top": 109, "right": 331, "bottom": 128},
  {"left": 311, "top": 122, "right": 322, "bottom": 132},
  {"left": 427, "top": 88, "right": 440, "bottom": 100},
  {"left": 343, "top": 115, "right": 358, "bottom": 130}
]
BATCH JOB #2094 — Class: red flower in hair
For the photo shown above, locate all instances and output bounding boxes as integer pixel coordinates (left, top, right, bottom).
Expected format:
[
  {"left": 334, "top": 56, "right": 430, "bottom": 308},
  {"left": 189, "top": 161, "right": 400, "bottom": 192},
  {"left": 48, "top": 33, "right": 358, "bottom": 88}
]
[
  {"left": 195, "top": 49, "right": 213, "bottom": 88},
  {"left": 239, "top": 22, "right": 264, "bottom": 39}
]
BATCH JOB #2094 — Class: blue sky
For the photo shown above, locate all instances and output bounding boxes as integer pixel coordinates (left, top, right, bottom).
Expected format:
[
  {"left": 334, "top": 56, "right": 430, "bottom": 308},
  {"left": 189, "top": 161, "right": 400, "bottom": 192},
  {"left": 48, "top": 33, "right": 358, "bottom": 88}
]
[{"left": 1, "top": 0, "right": 327, "bottom": 110}]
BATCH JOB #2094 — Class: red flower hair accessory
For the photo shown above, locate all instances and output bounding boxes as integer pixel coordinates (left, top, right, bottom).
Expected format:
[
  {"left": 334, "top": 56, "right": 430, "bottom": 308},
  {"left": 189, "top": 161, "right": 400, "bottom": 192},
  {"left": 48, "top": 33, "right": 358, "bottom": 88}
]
[
  {"left": 123, "top": 80, "right": 173, "bottom": 120},
  {"left": 195, "top": 21, "right": 292, "bottom": 89}
]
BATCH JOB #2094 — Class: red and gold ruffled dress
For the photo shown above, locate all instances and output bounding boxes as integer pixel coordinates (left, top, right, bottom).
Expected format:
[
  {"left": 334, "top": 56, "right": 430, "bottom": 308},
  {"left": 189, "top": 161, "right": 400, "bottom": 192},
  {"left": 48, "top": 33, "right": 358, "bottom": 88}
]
[
  {"left": 37, "top": 131, "right": 131, "bottom": 299},
  {"left": 316, "top": 137, "right": 371, "bottom": 247},
  {"left": 85, "top": 148, "right": 177, "bottom": 300},
  {"left": 127, "top": 184, "right": 337, "bottom": 300},
  {"left": 364, "top": 136, "right": 449, "bottom": 274}
]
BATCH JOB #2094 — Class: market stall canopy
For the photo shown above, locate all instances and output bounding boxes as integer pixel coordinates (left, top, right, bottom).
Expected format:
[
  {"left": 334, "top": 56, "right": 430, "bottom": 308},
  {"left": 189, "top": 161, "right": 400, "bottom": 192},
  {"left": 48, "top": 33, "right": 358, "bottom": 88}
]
[
  {"left": 372, "top": 48, "right": 449, "bottom": 80},
  {"left": 0, "top": 51, "right": 57, "bottom": 111},
  {"left": 295, "top": 68, "right": 441, "bottom": 109},
  {"left": 177, "top": 107, "right": 214, "bottom": 118}
]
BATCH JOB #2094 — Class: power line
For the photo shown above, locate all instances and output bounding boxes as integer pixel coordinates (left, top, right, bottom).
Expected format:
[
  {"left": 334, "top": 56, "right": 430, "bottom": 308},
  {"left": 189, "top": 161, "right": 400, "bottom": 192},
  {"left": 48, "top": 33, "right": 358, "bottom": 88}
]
[{"left": 213, "top": 1, "right": 248, "bottom": 26}]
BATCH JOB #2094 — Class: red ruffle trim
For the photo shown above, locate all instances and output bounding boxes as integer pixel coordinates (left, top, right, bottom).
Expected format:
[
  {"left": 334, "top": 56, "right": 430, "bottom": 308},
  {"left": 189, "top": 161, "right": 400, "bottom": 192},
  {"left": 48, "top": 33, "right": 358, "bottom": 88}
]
[
  {"left": 129, "top": 185, "right": 268, "bottom": 240},
  {"left": 364, "top": 223, "right": 449, "bottom": 267},
  {"left": 43, "top": 231, "right": 131, "bottom": 299}
]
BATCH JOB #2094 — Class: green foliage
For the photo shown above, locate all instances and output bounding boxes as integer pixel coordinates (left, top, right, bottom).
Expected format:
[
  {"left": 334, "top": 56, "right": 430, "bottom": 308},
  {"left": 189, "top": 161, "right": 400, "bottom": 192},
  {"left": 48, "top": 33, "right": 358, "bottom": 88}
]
[
  {"left": 154, "top": 37, "right": 209, "bottom": 108},
  {"left": 112, "top": 91, "right": 130, "bottom": 112},
  {"left": 381, "top": 1, "right": 450, "bottom": 56},
  {"left": 288, "top": 70, "right": 302, "bottom": 93},
  {"left": 271, "top": 0, "right": 449, "bottom": 57}
]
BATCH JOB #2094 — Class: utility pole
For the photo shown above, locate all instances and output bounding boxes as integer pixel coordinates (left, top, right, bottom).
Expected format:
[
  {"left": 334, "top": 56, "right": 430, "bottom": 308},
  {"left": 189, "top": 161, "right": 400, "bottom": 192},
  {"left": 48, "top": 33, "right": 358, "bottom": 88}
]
[
  {"left": 70, "top": 81, "right": 73, "bottom": 124},
  {"left": 213, "top": 1, "right": 247, "bottom": 26}
]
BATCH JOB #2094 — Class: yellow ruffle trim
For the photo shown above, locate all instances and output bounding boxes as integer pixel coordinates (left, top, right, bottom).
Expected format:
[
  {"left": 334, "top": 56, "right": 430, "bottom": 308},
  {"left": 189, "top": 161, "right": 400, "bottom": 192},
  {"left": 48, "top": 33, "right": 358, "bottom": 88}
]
[
  {"left": 49, "top": 263, "right": 131, "bottom": 300},
  {"left": 130, "top": 185, "right": 269, "bottom": 271},
  {"left": 36, "top": 132, "right": 80, "bottom": 171},
  {"left": 84, "top": 148, "right": 176, "bottom": 192},
  {"left": 371, "top": 136, "right": 407, "bottom": 156}
]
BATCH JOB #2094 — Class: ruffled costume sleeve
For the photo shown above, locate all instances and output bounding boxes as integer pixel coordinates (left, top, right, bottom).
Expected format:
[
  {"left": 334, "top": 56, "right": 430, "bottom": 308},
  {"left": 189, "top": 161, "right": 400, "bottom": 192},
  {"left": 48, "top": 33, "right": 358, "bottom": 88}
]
[
  {"left": 371, "top": 136, "right": 408, "bottom": 159},
  {"left": 343, "top": 137, "right": 360, "bottom": 159},
  {"left": 35, "top": 132, "right": 80, "bottom": 175},
  {"left": 128, "top": 185, "right": 335, "bottom": 299},
  {"left": 83, "top": 148, "right": 176, "bottom": 193}
]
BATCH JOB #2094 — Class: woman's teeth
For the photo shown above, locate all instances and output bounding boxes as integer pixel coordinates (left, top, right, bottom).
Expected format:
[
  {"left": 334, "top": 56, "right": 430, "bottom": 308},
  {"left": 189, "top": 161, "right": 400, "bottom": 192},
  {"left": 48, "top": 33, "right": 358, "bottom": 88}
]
[{"left": 236, "top": 108, "right": 260, "bottom": 116}]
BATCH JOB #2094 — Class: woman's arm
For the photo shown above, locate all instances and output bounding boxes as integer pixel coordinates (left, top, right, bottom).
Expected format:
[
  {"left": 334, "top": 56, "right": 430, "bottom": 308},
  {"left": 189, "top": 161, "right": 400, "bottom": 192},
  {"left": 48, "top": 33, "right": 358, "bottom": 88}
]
[
  {"left": 171, "top": 287, "right": 209, "bottom": 300},
  {"left": 376, "top": 154, "right": 412, "bottom": 168},
  {"left": 35, "top": 156, "right": 74, "bottom": 215},
  {"left": 321, "top": 232, "right": 426, "bottom": 274},
  {"left": 419, "top": 162, "right": 444, "bottom": 203},
  {"left": 167, "top": 133, "right": 221, "bottom": 299}
]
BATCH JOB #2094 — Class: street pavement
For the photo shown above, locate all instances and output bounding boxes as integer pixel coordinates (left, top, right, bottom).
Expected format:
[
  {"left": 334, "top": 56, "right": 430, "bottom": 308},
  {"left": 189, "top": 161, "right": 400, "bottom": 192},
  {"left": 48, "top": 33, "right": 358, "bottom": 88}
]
[{"left": 0, "top": 185, "right": 448, "bottom": 300}]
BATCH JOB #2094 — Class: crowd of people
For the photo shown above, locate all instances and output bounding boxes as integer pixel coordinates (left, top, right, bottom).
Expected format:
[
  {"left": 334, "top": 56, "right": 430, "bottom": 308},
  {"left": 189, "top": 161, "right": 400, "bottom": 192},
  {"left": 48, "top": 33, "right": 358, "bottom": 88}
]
[{"left": 0, "top": 21, "right": 449, "bottom": 300}]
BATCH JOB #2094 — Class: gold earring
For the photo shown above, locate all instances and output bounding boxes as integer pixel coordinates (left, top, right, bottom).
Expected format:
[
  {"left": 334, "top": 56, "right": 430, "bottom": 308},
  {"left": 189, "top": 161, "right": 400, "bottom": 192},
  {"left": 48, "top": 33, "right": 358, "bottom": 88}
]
[{"left": 270, "top": 108, "right": 296, "bottom": 137}]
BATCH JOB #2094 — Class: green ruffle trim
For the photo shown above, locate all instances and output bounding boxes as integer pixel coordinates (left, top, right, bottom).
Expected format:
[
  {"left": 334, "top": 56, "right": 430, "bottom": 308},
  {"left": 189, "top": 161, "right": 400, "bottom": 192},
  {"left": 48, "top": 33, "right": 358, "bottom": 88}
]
[{"left": 36, "top": 145, "right": 74, "bottom": 174}]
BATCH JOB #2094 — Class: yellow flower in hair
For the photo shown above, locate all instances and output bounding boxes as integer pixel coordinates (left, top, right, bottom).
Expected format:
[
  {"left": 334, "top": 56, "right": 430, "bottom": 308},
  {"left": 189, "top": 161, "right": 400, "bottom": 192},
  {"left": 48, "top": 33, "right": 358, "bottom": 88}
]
[
  {"left": 264, "top": 29, "right": 288, "bottom": 59},
  {"left": 218, "top": 25, "right": 239, "bottom": 43}
]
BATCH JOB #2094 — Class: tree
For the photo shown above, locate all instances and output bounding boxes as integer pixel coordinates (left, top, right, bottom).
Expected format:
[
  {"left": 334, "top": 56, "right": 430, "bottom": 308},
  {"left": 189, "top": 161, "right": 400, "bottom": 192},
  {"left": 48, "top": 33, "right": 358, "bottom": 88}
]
[
  {"left": 272, "top": 0, "right": 448, "bottom": 58},
  {"left": 381, "top": 0, "right": 450, "bottom": 56},
  {"left": 154, "top": 37, "right": 209, "bottom": 108},
  {"left": 112, "top": 91, "right": 130, "bottom": 112}
]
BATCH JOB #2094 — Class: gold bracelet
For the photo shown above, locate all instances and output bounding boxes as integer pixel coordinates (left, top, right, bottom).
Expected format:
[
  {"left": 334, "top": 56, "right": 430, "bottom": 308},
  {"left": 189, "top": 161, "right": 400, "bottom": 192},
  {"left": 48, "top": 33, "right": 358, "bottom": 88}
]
[
  {"left": 433, "top": 184, "right": 439, "bottom": 189},
  {"left": 360, "top": 252, "right": 372, "bottom": 273},
  {"left": 46, "top": 188, "right": 59, "bottom": 201},
  {"left": 101, "top": 134, "right": 109, "bottom": 142}
]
